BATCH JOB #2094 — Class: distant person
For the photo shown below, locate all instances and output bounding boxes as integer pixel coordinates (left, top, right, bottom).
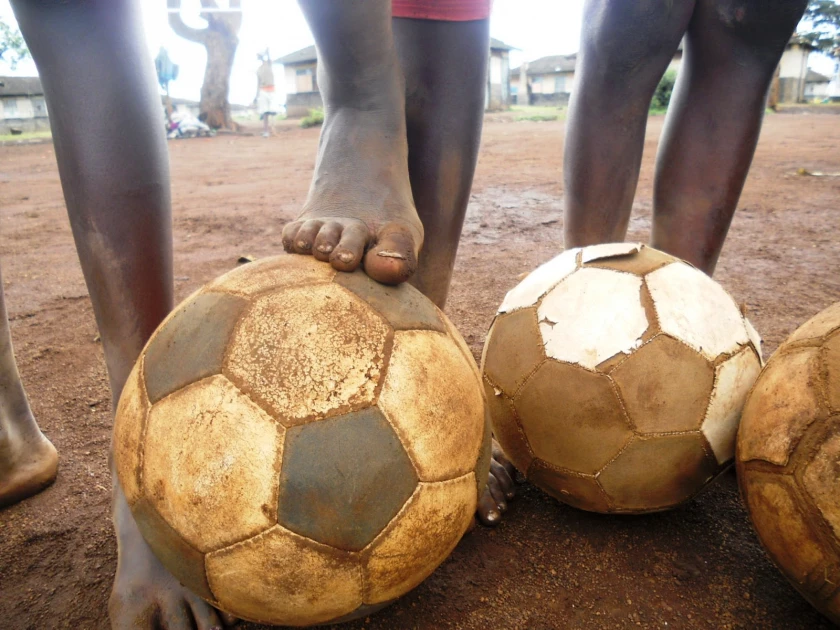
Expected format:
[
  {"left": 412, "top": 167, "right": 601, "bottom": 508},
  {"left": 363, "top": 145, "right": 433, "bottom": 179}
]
[{"left": 256, "top": 51, "right": 277, "bottom": 137}]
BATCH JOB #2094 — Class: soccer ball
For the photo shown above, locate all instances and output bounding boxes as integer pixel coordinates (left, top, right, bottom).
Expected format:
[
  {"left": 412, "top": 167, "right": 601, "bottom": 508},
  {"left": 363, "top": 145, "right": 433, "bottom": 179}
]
[
  {"left": 481, "top": 243, "right": 762, "bottom": 514},
  {"left": 737, "top": 302, "right": 840, "bottom": 625},
  {"left": 113, "top": 255, "right": 490, "bottom": 626}
]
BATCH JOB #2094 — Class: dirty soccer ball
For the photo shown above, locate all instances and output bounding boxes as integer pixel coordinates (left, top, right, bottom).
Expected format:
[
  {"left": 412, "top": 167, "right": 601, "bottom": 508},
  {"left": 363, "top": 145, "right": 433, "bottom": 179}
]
[
  {"left": 113, "top": 255, "right": 490, "bottom": 626},
  {"left": 737, "top": 302, "right": 840, "bottom": 625},
  {"left": 481, "top": 243, "right": 762, "bottom": 514}
]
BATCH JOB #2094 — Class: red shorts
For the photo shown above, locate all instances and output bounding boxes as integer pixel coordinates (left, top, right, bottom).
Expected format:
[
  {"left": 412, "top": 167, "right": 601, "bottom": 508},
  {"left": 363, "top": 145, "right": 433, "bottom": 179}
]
[{"left": 392, "top": 0, "right": 492, "bottom": 21}]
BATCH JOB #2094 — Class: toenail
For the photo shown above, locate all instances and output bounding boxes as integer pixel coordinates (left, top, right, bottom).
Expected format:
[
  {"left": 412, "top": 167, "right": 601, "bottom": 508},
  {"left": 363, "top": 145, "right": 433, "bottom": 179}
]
[
  {"left": 296, "top": 240, "right": 311, "bottom": 250},
  {"left": 506, "top": 491, "right": 515, "bottom": 500},
  {"left": 317, "top": 244, "right": 334, "bottom": 253},
  {"left": 487, "top": 510, "right": 499, "bottom": 522},
  {"left": 336, "top": 251, "right": 355, "bottom": 263},
  {"left": 376, "top": 250, "right": 407, "bottom": 260}
]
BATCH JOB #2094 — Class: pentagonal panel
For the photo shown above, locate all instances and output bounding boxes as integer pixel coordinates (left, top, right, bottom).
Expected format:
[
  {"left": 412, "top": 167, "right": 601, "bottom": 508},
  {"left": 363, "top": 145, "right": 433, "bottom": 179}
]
[
  {"left": 143, "top": 292, "right": 247, "bottom": 403},
  {"left": 482, "top": 307, "right": 545, "bottom": 396},
  {"left": 498, "top": 249, "right": 579, "bottom": 313},
  {"left": 131, "top": 498, "right": 214, "bottom": 602},
  {"left": 363, "top": 474, "right": 475, "bottom": 605},
  {"left": 335, "top": 271, "right": 445, "bottom": 333},
  {"left": 143, "top": 375, "right": 283, "bottom": 553},
  {"left": 579, "top": 242, "right": 641, "bottom": 264},
  {"left": 514, "top": 360, "right": 632, "bottom": 474},
  {"left": 646, "top": 263, "right": 748, "bottom": 360},
  {"left": 745, "top": 316, "right": 763, "bottom": 362},
  {"left": 702, "top": 348, "right": 762, "bottom": 464},
  {"left": 538, "top": 267, "right": 648, "bottom": 369},
  {"left": 612, "top": 335, "right": 714, "bottom": 434},
  {"left": 277, "top": 407, "right": 417, "bottom": 551},
  {"left": 225, "top": 284, "right": 390, "bottom": 426},
  {"left": 825, "top": 332, "right": 840, "bottom": 412},
  {"left": 527, "top": 459, "right": 611, "bottom": 513},
  {"left": 802, "top": 426, "right": 840, "bottom": 539},
  {"left": 738, "top": 347, "right": 824, "bottom": 466},
  {"left": 484, "top": 379, "right": 534, "bottom": 474},
  {"left": 379, "top": 330, "right": 485, "bottom": 481},
  {"left": 113, "top": 358, "right": 149, "bottom": 506},
  {"left": 787, "top": 301, "right": 840, "bottom": 344},
  {"left": 206, "top": 524, "right": 363, "bottom": 626},
  {"left": 205, "top": 254, "right": 336, "bottom": 296},
  {"left": 598, "top": 434, "right": 717, "bottom": 511},
  {"left": 585, "top": 244, "right": 677, "bottom": 276}
]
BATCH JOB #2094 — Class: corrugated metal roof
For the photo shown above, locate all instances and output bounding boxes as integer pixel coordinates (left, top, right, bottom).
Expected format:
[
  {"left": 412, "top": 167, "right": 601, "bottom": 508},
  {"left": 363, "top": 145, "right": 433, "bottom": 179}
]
[{"left": 0, "top": 76, "right": 43, "bottom": 97}]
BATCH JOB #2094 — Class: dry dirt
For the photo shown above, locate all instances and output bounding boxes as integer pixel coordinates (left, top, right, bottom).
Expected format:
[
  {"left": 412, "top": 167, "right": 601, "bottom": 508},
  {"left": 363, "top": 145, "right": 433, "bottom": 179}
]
[{"left": 1, "top": 112, "right": 839, "bottom": 629}]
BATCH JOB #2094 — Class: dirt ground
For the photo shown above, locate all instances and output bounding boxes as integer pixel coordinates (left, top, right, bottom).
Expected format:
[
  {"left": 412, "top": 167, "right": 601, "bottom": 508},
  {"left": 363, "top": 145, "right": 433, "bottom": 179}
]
[{"left": 1, "top": 112, "right": 839, "bottom": 629}]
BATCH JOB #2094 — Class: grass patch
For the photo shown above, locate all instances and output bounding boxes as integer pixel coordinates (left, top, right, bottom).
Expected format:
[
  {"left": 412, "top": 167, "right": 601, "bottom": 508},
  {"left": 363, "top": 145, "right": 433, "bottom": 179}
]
[
  {"left": 300, "top": 107, "right": 324, "bottom": 128},
  {"left": 0, "top": 130, "right": 52, "bottom": 142},
  {"left": 510, "top": 105, "right": 565, "bottom": 122}
]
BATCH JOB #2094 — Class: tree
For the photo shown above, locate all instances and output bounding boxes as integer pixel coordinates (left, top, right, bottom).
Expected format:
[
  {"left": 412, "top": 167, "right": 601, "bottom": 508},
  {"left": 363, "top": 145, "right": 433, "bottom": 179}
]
[
  {"left": 167, "top": 0, "right": 242, "bottom": 130},
  {"left": 0, "top": 19, "right": 29, "bottom": 70},
  {"left": 799, "top": 0, "right": 840, "bottom": 59}
]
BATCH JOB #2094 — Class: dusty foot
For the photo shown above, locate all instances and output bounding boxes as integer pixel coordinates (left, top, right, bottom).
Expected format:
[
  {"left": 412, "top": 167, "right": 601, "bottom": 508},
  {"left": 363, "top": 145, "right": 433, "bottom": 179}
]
[
  {"left": 282, "top": 62, "right": 423, "bottom": 285},
  {"left": 476, "top": 440, "right": 518, "bottom": 527},
  {"left": 0, "top": 422, "right": 58, "bottom": 508}
]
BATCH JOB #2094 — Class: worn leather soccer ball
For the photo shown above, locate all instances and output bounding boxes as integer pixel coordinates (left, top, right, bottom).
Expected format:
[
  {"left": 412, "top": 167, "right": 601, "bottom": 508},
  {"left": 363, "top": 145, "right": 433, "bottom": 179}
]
[
  {"left": 482, "top": 243, "right": 761, "bottom": 514},
  {"left": 113, "top": 255, "right": 490, "bottom": 626},
  {"left": 737, "top": 302, "right": 840, "bottom": 625}
]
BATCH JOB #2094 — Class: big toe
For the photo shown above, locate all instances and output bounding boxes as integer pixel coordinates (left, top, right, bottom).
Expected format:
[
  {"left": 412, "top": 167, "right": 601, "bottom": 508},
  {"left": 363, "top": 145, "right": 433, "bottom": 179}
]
[{"left": 363, "top": 224, "right": 419, "bottom": 285}]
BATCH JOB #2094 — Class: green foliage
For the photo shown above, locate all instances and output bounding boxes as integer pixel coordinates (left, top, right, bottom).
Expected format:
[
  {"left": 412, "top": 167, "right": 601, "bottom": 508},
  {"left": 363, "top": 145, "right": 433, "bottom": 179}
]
[
  {"left": 651, "top": 69, "right": 678, "bottom": 111},
  {"left": 300, "top": 108, "right": 324, "bottom": 129},
  {"left": 799, "top": 0, "right": 840, "bottom": 58},
  {"left": 0, "top": 19, "right": 29, "bottom": 70}
]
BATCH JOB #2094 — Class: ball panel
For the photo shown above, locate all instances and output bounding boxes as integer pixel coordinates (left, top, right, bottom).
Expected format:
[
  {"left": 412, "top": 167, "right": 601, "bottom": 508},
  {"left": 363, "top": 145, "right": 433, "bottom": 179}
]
[
  {"left": 484, "top": 379, "right": 534, "bottom": 474},
  {"left": 538, "top": 268, "right": 648, "bottom": 369},
  {"left": 514, "top": 360, "right": 632, "bottom": 474},
  {"left": 584, "top": 244, "right": 677, "bottom": 276},
  {"left": 482, "top": 307, "right": 545, "bottom": 397},
  {"left": 646, "top": 263, "right": 748, "bottom": 360},
  {"left": 143, "top": 292, "right": 247, "bottom": 404},
  {"left": 276, "top": 406, "right": 418, "bottom": 552},
  {"left": 205, "top": 524, "right": 363, "bottom": 626},
  {"left": 612, "top": 334, "right": 715, "bottom": 434},
  {"left": 744, "top": 316, "right": 763, "bottom": 363},
  {"left": 801, "top": 422, "right": 840, "bottom": 540},
  {"left": 205, "top": 254, "right": 336, "bottom": 297},
  {"left": 225, "top": 284, "right": 391, "bottom": 426},
  {"left": 142, "top": 375, "right": 283, "bottom": 553},
  {"left": 702, "top": 347, "right": 762, "bottom": 464},
  {"left": 363, "top": 474, "right": 475, "bottom": 605},
  {"left": 598, "top": 434, "right": 717, "bottom": 512},
  {"left": 334, "top": 271, "right": 445, "bottom": 333},
  {"left": 786, "top": 301, "right": 840, "bottom": 345},
  {"left": 527, "top": 459, "right": 611, "bottom": 513},
  {"left": 498, "top": 248, "right": 579, "bottom": 314},
  {"left": 131, "top": 497, "right": 214, "bottom": 603},
  {"left": 579, "top": 242, "right": 641, "bottom": 263},
  {"left": 114, "top": 358, "right": 149, "bottom": 506},
  {"left": 738, "top": 347, "right": 824, "bottom": 466},
  {"left": 378, "top": 331, "right": 485, "bottom": 481},
  {"left": 824, "top": 332, "right": 840, "bottom": 412}
]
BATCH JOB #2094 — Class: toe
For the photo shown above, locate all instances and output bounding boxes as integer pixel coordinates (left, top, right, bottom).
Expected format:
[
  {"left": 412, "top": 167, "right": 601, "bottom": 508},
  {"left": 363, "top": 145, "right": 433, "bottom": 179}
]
[
  {"left": 488, "top": 473, "right": 508, "bottom": 512},
  {"left": 282, "top": 221, "right": 302, "bottom": 253},
  {"left": 186, "top": 594, "right": 225, "bottom": 630},
  {"left": 161, "top": 600, "right": 195, "bottom": 630},
  {"left": 363, "top": 223, "right": 419, "bottom": 285},
  {"left": 491, "top": 459, "right": 516, "bottom": 501},
  {"left": 292, "top": 220, "right": 323, "bottom": 254},
  {"left": 330, "top": 222, "right": 369, "bottom": 272},
  {"left": 313, "top": 221, "right": 343, "bottom": 262},
  {"left": 476, "top": 486, "right": 502, "bottom": 527}
]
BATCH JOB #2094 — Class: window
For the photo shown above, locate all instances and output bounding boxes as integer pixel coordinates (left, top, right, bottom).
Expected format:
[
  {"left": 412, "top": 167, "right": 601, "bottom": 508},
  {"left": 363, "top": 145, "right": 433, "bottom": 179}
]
[{"left": 32, "top": 97, "right": 47, "bottom": 117}]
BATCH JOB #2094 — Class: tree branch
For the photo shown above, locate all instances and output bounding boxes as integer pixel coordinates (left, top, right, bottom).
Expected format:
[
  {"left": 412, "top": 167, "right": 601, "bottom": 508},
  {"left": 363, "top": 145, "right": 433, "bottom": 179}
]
[{"left": 168, "top": 0, "right": 207, "bottom": 43}]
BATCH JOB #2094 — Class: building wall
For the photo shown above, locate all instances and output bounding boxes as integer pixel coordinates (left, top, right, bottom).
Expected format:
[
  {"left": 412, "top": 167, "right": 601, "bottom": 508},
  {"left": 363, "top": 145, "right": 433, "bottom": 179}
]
[
  {"left": 805, "top": 82, "right": 830, "bottom": 99},
  {"left": 0, "top": 95, "right": 49, "bottom": 134},
  {"left": 286, "top": 91, "right": 323, "bottom": 118},
  {"left": 486, "top": 50, "right": 511, "bottom": 111}
]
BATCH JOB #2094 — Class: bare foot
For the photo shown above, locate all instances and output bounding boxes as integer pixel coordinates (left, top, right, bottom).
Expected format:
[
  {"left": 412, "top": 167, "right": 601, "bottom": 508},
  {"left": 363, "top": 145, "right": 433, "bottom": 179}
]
[
  {"left": 282, "top": 59, "right": 423, "bottom": 285},
  {"left": 476, "top": 440, "right": 518, "bottom": 526},
  {"left": 0, "top": 421, "right": 58, "bottom": 508}
]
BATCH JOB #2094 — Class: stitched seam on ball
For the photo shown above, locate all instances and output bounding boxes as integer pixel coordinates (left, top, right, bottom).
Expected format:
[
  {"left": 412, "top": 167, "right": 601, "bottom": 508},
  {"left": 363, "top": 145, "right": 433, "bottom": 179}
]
[{"left": 135, "top": 355, "right": 150, "bottom": 505}]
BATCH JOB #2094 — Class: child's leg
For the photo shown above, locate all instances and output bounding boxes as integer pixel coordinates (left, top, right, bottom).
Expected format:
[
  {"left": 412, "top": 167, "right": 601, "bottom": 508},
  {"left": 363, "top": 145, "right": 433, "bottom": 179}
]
[
  {"left": 563, "top": 0, "right": 695, "bottom": 247},
  {"left": 651, "top": 0, "right": 807, "bottom": 273},
  {"left": 10, "top": 1, "right": 228, "bottom": 628},
  {"left": 282, "top": 0, "right": 423, "bottom": 285}
]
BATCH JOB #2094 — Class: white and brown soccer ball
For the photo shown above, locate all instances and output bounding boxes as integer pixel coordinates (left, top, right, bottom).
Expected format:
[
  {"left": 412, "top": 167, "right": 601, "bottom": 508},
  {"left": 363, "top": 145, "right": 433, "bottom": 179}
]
[
  {"left": 481, "top": 243, "right": 762, "bottom": 514},
  {"left": 737, "top": 302, "right": 840, "bottom": 625},
  {"left": 113, "top": 255, "right": 490, "bottom": 626}
]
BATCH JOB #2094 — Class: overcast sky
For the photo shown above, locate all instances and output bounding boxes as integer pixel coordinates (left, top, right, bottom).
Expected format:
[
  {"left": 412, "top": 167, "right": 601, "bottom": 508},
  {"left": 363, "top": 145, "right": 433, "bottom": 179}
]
[{"left": 0, "top": 0, "right": 835, "bottom": 106}]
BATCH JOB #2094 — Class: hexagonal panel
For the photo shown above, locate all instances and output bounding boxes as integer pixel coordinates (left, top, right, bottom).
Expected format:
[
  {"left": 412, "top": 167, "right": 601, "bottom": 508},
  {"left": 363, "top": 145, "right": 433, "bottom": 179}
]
[
  {"left": 646, "top": 263, "right": 748, "bottom": 360},
  {"left": 335, "top": 271, "right": 445, "bottom": 333},
  {"left": 205, "top": 254, "right": 336, "bottom": 297},
  {"left": 702, "top": 348, "right": 762, "bottom": 464},
  {"left": 787, "top": 301, "right": 840, "bottom": 344},
  {"left": 363, "top": 474, "right": 475, "bottom": 605},
  {"left": 113, "top": 358, "right": 149, "bottom": 506},
  {"left": 225, "top": 283, "right": 391, "bottom": 425},
  {"left": 482, "top": 307, "right": 545, "bottom": 396},
  {"left": 379, "top": 330, "right": 485, "bottom": 481},
  {"left": 527, "top": 459, "right": 611, "bottom": 513},
  {"left": 143, "top": 375, "right": 283, "bottom": 553},
  {"left": 612, "top": 335, "right": 715, "bottom": 434},
  {"left": 802, "top": 426, "right": 840, "bottom": 539},
  {"left": 825, "top": 331, "right": 840, "bottom": 412},
  {"left": 738, "top": 347, "right": 824, "bottom": 467},
  {"left": 143, "top": 292, "right": 247, "bottom": 403},
  {"left": 598, "top": 434, "right": 717, "bottom": 511},
  {"left": 498, "top": 248, "right": 579, "bottom": 314},
  {"left": 206, "top": 524, "right": 363, "bottom": 626},
  {"left": 514, "top": 360, "right": 632, "bottom": 474},
  {"left": 585, "top": 244, "right": 677, "bottom": 276},
  {"left": 579, "top": 242, "right": 641, "bottom": 264},
  {"left": 538, "top": 267, "right": 648, "bottom": 369},
  {"left": 483, "top": 379, "right": 534, "bottom": 474},
  {"left": 276, "top": 407, "right": 417, "bottom": 551}
]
